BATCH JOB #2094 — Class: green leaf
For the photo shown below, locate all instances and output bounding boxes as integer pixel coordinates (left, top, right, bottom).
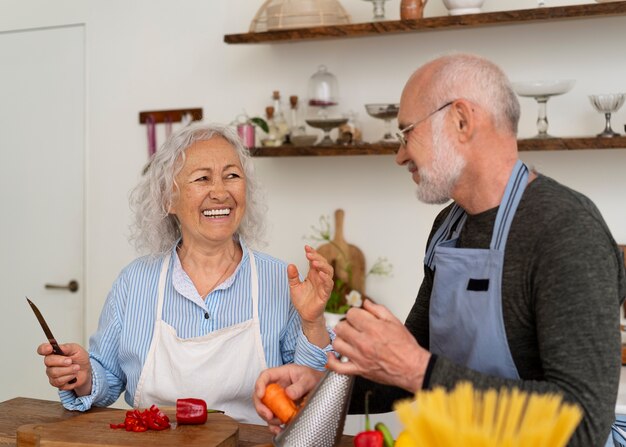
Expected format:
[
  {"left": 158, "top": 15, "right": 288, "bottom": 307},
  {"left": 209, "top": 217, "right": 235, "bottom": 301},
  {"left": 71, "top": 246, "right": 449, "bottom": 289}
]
[{"left": 249, "top": 117, "right": 269, "bottom": 133}]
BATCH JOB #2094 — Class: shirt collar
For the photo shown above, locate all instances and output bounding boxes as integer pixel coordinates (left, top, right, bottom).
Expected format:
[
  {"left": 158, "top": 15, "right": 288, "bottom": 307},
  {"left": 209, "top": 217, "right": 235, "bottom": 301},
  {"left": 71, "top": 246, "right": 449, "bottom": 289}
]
[{"left": 170, "top": 237, "right": 250, "bottom": 302}]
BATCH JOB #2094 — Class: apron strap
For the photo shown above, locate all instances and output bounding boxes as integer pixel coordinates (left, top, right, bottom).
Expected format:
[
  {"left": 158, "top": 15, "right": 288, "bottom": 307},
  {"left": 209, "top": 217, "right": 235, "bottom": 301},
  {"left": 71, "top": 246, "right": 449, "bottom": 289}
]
[
  {"left": 249, "top": 251, "right": 259, "bottom": 322},
  {"left": 490, "top": 160, "right": 529, "bottom": 251},
  {"left": 424, "top": 160, "right": 529, "bottom": 266},
  {"left": 425, "top": 204, "right": 465, "bottom": 268},
  {"left": 156, "top": 253, "right": 172, "bottom": 321}
]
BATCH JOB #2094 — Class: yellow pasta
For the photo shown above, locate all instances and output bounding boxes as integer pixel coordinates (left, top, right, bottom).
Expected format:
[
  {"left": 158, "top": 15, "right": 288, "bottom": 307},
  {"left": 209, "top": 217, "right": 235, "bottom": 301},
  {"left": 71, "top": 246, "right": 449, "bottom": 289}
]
[{"left": 394, "top": 382, "right": 582, "bottom": 447}]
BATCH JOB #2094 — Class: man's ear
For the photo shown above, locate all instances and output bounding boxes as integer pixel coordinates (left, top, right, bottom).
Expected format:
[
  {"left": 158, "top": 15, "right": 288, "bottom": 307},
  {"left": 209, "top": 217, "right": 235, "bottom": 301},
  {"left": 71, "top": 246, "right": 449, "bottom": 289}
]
[{"left": 451, "top": 100, "right": 475, "bottom": 143}]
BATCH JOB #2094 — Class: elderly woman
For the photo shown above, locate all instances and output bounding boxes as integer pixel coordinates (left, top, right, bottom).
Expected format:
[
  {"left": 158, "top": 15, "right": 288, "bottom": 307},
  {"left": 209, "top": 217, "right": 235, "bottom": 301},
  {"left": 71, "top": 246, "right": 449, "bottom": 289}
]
[{"left": 37, "top": 122, "right": 333, "bottom": 423}]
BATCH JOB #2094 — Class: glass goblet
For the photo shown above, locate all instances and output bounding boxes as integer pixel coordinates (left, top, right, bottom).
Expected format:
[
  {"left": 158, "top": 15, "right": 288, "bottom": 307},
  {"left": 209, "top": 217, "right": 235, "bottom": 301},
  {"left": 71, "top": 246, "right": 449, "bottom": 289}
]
[
  {"left": 589, "top": 93, "right": 625, "bottom": 138},
  {"left": 362, "top": 0, "right": 389, "bottom": 20}
]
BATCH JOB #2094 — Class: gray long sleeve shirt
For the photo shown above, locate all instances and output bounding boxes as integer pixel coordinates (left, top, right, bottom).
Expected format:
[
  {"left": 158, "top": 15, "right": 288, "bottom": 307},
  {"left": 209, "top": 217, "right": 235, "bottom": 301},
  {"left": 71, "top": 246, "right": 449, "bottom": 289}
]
[{"left": 350, "top": 174, "right": 626, "bottom": 447}]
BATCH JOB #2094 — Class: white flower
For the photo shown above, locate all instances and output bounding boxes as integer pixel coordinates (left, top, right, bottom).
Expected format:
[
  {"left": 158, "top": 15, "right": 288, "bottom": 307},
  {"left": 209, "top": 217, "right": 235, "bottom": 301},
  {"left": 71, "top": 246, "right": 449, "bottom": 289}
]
[{"left": 345, "top": 290, "right": 362, "bottom": 308}]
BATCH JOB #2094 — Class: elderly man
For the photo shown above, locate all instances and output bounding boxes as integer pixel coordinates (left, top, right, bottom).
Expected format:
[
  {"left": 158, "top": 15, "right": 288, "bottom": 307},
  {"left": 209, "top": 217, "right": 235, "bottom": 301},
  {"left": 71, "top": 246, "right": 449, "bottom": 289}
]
[{"left": 255, "top": 54, "right": 626, "bottom": 446}]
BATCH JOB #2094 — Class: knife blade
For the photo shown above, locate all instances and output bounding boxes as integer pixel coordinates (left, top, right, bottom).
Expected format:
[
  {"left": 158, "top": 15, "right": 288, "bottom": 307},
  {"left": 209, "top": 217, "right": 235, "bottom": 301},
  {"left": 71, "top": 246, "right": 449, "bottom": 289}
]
[{"left": 26, "top": 297, "right": 77, "bottom": 384}]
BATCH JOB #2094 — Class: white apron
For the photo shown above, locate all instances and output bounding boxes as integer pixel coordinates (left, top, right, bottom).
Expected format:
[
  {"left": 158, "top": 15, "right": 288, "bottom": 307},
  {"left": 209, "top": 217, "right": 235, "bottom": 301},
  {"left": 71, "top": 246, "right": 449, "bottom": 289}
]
[{"left": 134, "top": 250, "right": 267, "bottom": 424}]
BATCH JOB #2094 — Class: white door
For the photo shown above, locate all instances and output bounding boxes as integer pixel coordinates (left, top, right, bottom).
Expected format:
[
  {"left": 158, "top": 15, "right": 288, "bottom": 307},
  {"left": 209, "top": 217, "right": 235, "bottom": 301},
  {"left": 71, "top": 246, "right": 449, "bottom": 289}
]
[{"left": 0, "top": 25, "right": 85, "bottom": 402}]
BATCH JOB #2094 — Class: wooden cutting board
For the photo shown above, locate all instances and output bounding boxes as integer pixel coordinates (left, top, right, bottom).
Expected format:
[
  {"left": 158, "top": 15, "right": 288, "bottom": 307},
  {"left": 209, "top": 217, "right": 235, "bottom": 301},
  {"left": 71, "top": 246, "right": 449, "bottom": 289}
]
[
  {"left": 316, "top": 209, "right": 366, "bottom": 294},
  {"left": 16, "top": 407, "right": 238, "bottom": 447}
]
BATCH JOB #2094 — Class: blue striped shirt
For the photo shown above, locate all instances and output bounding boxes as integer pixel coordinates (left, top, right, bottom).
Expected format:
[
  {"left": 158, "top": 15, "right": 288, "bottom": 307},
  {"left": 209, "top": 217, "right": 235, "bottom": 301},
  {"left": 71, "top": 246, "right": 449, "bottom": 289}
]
[{"left": 60, "top": 241, "right": 333, "bottom": 411}]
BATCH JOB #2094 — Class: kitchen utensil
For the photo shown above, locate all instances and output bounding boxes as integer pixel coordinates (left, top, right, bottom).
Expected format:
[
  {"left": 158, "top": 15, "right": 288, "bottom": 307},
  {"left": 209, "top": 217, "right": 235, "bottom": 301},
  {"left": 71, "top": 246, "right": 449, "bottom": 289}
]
[
  {"left": 589, "top": 93, "right": 625, "bottom": 137},
  {"left": 364, "top": 103, "right": 399, "bottom": 144},
  {"left": 26, "top": 297, "right": 77, "bottom": 384},
  {"left": 16, "top": 407, "right": 238, "bottom": 447},
  {"left": 315, "top": 209, "right": 366, "bottom": 294},
  {"left": 512, "top": 79, "right": 575, "bottom": 138},
  {"left": 273, "top": 357, "right": 354, "bottom": 447}
]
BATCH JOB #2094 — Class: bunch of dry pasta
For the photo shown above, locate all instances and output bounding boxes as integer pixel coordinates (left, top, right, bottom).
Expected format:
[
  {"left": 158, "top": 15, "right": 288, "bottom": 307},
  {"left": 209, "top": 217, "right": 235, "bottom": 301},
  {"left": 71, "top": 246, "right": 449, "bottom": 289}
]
[{"left": 394, "top": 382, "right": 582, "bottom": 447}]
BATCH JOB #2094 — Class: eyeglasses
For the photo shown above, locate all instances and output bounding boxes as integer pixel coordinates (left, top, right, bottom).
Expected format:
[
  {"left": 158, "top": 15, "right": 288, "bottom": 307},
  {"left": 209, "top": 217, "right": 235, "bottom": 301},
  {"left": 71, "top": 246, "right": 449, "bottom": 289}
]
[{"left": 395, "top": 101, "right": 454, "bottom": 149}]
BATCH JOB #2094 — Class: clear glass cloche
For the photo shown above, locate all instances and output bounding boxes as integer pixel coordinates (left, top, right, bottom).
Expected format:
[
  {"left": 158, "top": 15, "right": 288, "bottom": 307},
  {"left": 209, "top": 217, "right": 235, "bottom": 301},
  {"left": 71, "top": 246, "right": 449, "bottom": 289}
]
[
  {"left": 306, "top": 65, "right": 346, "bottom": 145},
  {"left": 307, "top": 65, "right": 339, "bottom": 109}
]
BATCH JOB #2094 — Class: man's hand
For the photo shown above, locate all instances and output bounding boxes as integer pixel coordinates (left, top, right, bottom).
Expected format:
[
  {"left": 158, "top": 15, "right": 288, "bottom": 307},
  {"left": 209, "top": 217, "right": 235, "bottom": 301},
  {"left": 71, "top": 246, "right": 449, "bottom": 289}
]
[
  {"left": 327, "top": 299, "right": 430, "bottom": 394},
  {"left": 254, "top": 364, "right": 324, "bottom": 434}
]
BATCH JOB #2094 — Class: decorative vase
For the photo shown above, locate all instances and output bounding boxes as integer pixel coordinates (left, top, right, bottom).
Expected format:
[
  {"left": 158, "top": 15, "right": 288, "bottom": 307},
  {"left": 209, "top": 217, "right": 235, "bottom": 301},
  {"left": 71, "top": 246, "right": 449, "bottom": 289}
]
[
  {"left": 442, "top": 0, "right": 485, "bottom": 15},
  {"left": 400, "top": 0, "right": 428, "bottom": 20},
  {"left": 324, "top": 311, "right": 344, "bottom": 329}
]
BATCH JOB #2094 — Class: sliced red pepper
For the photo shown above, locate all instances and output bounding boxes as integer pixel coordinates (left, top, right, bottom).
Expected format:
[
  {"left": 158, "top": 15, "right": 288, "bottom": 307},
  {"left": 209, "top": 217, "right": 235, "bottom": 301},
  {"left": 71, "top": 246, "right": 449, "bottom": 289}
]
[
  {"left": 109, "top": 404, "right": 171, "bottom": 432},
  {"left": 176, "top": 398, "right": 208, "bottom": 425}
]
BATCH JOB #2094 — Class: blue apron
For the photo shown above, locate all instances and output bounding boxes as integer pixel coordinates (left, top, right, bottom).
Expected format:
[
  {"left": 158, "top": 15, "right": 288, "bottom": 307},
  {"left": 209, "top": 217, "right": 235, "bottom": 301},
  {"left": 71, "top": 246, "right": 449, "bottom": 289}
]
[{"left": 425, "top": 160, "right": 529, "bottom": 379}]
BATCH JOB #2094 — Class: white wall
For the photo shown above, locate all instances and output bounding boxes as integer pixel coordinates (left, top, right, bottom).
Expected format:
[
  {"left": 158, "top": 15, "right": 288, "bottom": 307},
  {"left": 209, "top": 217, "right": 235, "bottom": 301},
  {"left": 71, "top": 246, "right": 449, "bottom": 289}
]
[{"left": 3, "top": 0, "right": 626, "bottom": 436}]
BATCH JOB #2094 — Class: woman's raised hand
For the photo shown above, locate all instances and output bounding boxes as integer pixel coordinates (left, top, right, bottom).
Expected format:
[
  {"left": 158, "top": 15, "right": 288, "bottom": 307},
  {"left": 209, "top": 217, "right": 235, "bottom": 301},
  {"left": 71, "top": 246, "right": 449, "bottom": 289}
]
[{"left": 288, "top": 245, "right": 334, "bottom": 347}]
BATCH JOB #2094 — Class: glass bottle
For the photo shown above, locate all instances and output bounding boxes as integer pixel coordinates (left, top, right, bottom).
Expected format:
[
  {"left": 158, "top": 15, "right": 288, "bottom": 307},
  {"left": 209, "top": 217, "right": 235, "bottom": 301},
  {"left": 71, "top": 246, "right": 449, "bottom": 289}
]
[
  {"left": 289, "top": 95, "right": 306, "bottom": 138},
  {"left": 262, "top": 106, "right": 281, "bottom": 147},
  {"left": 272, "top": 90, "right": 289, "bottom": 144}
]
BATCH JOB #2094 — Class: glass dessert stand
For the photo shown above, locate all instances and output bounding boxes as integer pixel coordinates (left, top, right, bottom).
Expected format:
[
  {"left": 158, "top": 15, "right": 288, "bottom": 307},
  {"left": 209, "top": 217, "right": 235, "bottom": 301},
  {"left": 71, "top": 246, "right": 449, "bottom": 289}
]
[
  {"left": 512, "top": 80, "right": 575, "bottom": 138},
  {"left": 365, "top": 103, "right": 400, "bottom": 144},
  {"left": 305, "top": 117, "right": 349, "bottom": 146}
]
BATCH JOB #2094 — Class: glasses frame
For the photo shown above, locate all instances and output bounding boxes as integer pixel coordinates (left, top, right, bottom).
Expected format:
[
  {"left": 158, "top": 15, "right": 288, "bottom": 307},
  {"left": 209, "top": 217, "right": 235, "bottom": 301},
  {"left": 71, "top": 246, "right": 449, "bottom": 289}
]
[{"left": 395, "top": 101, "right": 454, "bottom": 149}]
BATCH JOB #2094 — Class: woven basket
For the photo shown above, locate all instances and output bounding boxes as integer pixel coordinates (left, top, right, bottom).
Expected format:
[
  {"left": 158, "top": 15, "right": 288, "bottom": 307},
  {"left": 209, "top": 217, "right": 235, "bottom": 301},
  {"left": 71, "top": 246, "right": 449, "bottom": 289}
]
[{"left": 249, "top": 0, "right": 351, "bottom": 32}]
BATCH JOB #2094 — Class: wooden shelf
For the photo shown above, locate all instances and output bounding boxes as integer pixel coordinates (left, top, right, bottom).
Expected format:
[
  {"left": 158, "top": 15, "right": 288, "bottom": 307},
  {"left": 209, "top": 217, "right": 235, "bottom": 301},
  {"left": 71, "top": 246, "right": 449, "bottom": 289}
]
[
  {"left": 250, "top": 136, "right": 626, "bottom": 157},
  {"left": 224, "top": 2, "right": 626, "bottom": 44}
]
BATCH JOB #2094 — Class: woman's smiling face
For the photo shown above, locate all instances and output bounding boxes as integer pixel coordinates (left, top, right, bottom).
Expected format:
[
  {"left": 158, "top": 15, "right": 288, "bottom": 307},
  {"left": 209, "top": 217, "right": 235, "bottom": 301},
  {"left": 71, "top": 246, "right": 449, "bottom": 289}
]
[{"left": 169, "top": 137, "right": 247, "bottom": 248}]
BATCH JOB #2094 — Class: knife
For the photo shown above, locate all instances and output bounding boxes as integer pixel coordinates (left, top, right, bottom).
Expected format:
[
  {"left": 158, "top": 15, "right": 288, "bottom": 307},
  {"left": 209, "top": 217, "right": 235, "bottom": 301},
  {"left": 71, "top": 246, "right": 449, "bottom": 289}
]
[{"left": 26, "top": 297, "right": 77, "bottom": 384}]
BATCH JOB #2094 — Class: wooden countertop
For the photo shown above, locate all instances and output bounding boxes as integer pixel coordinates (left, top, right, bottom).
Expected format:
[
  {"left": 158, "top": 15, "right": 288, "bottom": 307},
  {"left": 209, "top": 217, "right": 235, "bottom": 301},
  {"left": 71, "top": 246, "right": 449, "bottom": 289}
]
[{"left": 0, "top": 397, "right": 354, "bottom": 447}]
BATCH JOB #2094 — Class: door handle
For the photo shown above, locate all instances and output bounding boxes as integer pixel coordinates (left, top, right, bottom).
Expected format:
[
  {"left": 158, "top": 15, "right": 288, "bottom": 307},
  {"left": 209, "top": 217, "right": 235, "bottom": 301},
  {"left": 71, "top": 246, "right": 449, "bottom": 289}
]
[{"left": 45, "top": 280, "right": 79, "bottom": 293}]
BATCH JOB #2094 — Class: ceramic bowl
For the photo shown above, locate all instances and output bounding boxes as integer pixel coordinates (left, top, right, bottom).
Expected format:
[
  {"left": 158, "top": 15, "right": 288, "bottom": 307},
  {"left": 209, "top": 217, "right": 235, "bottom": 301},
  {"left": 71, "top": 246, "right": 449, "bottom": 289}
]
[
  {"left": 442, "top": 0, "right": 485, "bottom": 15},
  {"left": 291, "top": 134, "right": 318, "bottom": 146}
]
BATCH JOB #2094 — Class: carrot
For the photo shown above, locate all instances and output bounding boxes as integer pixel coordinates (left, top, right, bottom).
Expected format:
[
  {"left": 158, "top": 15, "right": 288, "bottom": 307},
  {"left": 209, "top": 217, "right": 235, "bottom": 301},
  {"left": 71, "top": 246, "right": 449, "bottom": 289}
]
[{"left": 261, "top": 383, "right": 298, "bottom": 424}]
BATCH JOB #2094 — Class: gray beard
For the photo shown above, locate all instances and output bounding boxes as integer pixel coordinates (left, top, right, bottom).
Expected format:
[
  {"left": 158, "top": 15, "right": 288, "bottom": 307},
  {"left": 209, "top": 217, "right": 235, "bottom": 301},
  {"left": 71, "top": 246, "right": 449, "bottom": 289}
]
[{"left": 415, "top": 115, "right": 466, "bottom": 204}]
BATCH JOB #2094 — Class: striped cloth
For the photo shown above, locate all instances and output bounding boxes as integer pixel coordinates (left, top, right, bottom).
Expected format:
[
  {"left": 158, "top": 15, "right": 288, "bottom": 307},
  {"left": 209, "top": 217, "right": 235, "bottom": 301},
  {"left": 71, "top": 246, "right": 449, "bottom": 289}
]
[{"left": 60, "top": 240, "right": 333, "bottom": 411}]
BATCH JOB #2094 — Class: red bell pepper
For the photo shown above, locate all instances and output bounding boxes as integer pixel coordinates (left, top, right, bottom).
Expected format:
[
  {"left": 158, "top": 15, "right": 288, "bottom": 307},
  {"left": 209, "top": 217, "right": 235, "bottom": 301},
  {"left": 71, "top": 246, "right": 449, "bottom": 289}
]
[
  {"left": 176, "top": 398, "right": 208, "bottom": 425},
  {"left": 354, "top": 391, "right": 383, "bottom": 447}
]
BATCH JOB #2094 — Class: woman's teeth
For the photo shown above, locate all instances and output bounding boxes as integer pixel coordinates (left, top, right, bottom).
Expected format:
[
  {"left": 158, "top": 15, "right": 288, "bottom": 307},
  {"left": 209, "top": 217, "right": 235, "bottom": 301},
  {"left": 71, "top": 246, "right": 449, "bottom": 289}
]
[{"left": 202, "top": 208, "right": 230, "bottom": 218}]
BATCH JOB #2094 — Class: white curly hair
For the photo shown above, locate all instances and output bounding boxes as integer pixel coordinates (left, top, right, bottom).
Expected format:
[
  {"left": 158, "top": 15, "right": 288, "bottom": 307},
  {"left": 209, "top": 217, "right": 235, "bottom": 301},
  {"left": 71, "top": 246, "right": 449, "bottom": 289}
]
[{"left": 129, "top": 122, "right": 267, "bottom": 255}]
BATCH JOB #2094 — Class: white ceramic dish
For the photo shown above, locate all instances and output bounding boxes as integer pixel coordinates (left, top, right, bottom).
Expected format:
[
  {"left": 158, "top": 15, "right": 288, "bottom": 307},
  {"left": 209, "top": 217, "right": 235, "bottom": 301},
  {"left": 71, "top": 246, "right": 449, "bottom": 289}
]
[
  {"left": 442, "top": 0, "right": 485, "bottom": 15},
  {"left": 511, "top": 79, "right": 575, "bottom": 98},
  {"left": 291, "top": 134, "right": 318, "bottom": 146}
]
